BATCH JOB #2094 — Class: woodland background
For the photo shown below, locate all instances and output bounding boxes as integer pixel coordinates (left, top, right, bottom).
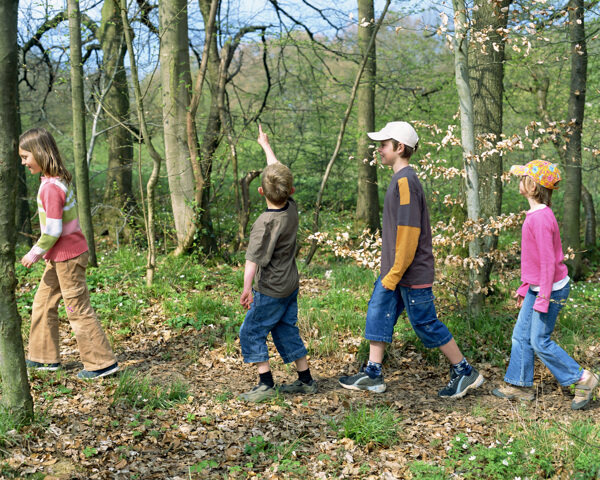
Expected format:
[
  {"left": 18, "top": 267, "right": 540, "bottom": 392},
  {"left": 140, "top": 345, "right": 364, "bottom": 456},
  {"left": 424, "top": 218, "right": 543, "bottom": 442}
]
[{"left": 0, "top": 0, "right": 599, "bottom": 478}]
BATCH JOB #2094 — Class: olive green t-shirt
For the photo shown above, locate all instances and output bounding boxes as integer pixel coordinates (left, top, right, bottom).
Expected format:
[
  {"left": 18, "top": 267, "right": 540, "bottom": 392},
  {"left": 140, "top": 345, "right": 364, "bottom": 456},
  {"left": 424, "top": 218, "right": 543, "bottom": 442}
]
[{"left": 246, "top": 198, "right": 299, "bottom": 298}]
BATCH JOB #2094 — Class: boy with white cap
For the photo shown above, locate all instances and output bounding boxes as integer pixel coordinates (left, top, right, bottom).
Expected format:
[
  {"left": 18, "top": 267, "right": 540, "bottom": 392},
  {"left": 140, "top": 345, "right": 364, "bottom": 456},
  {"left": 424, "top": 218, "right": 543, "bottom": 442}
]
[{"left": 339, "top": 121, "right": 484, "bottom": 398}]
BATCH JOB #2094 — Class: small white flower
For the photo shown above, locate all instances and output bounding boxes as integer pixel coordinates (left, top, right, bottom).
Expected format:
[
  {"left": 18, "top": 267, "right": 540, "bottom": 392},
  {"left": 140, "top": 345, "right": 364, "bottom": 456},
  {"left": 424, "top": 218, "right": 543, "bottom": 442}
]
[
  {"left": 462, "top": 443, "right": 468, "bottom": 449},
  {"left": 507, "top": 451, "right": 513, "bottom": 455},
  {"left": 530, "top": 448, "right": 536, "bottom": 455},
  {"left": 469, "top": 455, "right": 476, "bottom": 461},
  {"left": 502, "top": 459, "right": 509, "bottom": 466},
  {"left": 514, "top": 477, "right": 521, "bottom": 480}
]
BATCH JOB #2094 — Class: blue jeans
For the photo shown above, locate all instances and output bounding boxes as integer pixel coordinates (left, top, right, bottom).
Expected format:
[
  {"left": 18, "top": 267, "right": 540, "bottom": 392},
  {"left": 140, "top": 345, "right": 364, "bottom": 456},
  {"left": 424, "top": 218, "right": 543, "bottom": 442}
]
[
  {"left": 504, "top": 283, "right": 581, "bottom": 387},
  {"left": 364, "top": 276, "right": 453, "bottom": 348},
  {"left": 239, "top": 289, "right": 307, "bottom": 364}
]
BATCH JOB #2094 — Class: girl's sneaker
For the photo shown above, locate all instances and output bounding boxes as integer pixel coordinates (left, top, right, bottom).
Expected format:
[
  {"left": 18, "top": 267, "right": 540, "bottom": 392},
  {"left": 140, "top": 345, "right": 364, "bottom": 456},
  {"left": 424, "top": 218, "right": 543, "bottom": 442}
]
[
  {"left": 77, "top": 362, "right": 119, "bottom": 379},
  {"left": 572, "top": 370, "right": 599, "bottom": 410},
  {"left": 492, "top": 383, "right": 535, "bottom": 401},
  {"left": 26, "top": 360, "right": 61, "bottom": 371}
]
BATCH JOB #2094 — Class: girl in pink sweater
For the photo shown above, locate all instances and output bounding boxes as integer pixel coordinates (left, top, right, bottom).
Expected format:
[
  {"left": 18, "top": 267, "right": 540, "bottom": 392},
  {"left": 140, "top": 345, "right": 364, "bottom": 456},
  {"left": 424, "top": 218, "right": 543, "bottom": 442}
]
[
  {"left": 492, "top": 160, "right": 597, "bottom": 409},
  {"left": 20, "top": 128, "right": 118, "bottom": 379}
]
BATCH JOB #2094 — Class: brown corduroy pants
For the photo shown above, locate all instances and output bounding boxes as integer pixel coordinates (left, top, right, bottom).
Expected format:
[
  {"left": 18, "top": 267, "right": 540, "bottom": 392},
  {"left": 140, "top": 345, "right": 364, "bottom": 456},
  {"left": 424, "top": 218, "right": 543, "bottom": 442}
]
[{"left": 27, "top": 252, "right": 116, "bottom": 371}]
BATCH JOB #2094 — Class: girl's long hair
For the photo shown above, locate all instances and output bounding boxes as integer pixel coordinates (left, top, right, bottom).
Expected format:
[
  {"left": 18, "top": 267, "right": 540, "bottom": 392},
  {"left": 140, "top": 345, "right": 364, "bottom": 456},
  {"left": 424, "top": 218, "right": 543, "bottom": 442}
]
[{"left": 19, "top": 128, "right": 72, "bottom": 183}]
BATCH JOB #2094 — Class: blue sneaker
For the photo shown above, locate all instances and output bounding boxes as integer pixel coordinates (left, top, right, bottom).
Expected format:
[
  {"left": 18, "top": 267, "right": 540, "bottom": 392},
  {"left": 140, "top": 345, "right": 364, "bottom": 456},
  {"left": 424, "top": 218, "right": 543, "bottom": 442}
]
[
  {"left": 77, "top": 362, "right": 119, "bottom": 379},
  {"left": 26, "top": 360, "right": 61, "bottom": 371},
  {"left": 438, "top": 367, "right": 484, "bottom": 398},
  {"left": 339, "top": 371, "right": 386, "bottom": 393}
]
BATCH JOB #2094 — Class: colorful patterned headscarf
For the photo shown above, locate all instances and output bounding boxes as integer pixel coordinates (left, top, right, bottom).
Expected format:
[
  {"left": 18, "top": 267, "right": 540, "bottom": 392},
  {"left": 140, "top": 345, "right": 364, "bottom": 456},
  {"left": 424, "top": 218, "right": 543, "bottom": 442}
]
[{"left": 510, "top": 160, "right": 561, "bottom": 190}]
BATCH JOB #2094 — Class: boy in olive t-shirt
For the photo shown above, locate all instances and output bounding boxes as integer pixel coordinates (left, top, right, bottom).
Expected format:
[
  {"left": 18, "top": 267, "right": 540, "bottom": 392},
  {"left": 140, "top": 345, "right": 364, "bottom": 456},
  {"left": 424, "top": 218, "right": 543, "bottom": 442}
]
[{"left": 238, "top": 125, "right": 317, "bottom": 402}]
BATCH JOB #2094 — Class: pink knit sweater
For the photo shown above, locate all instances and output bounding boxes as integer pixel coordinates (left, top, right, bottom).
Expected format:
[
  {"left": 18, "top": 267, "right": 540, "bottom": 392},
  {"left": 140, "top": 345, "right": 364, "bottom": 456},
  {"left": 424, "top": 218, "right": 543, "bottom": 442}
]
[{"left": 516, "top": 206, "right": 568, "bottom": 313}]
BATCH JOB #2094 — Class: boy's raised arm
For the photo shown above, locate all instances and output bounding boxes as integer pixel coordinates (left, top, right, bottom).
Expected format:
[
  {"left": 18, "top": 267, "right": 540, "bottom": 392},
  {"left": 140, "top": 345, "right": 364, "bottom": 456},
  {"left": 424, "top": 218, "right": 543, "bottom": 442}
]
[{"left": 257, "top": 124, "right": 279, "bottom": 165}]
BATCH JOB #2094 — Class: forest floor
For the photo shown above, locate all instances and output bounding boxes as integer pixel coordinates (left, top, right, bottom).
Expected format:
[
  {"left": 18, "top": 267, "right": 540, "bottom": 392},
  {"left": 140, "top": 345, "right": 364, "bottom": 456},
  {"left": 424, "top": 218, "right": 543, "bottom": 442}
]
[{"left": 2, "top": 249, "right": 600, "bottom": 480}]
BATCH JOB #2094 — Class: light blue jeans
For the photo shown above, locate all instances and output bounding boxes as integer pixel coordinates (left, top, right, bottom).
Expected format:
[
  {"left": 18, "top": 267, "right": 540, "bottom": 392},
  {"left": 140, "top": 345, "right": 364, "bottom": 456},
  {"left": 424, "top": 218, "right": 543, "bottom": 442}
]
[{"left": 504, "top": 283, "right": 581, "bottom": 387}]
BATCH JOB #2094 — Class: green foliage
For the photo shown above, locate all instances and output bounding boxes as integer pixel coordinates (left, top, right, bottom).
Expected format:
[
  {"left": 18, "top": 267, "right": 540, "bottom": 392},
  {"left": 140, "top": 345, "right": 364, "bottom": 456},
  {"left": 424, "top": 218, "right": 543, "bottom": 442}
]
[
  {"left": 112, "top": 369, "right": 189, "bottom": 410},
  {"left": 335, "top": 405, "right": 400, "bottom": 448}
]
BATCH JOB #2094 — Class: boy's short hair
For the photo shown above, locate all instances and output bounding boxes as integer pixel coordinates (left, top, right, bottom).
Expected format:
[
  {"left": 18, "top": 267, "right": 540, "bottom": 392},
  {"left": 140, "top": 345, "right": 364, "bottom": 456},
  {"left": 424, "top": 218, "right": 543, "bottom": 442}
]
[
  {"left": 522, "top": 175, "right": 554, "bottom": 207},
  {"left": 262, "top": 163, "right": 293, "bottom": 204},
  {"left": 390, "top": 139, "right": 418, "bottom": 159}
]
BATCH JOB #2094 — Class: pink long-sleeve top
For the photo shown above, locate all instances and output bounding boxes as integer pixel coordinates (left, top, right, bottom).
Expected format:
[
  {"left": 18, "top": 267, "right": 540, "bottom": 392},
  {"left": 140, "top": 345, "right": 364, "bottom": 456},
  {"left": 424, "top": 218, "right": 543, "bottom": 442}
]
[
  {"left": 23, "top": 177, "right": 88, "bottom": 264},
  {"left": 516, "top": 206, "right": 568, "bottom": 313}
]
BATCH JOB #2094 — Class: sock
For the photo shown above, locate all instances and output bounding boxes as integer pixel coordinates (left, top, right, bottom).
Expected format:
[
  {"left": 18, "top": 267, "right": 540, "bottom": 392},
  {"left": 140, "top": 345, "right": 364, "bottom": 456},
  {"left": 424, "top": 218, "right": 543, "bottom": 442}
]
[
  {"left": 297, "top": 368, "right": 313, "bottom": 384},
  {"left": 365, "top": 360, "right": 382, "bottom": 379},
  {"left": 452, "top": 357, "right": 472, "bottom": 377},
  {"left": 259, "top": 371, "right": 274, "bottom": 388}
]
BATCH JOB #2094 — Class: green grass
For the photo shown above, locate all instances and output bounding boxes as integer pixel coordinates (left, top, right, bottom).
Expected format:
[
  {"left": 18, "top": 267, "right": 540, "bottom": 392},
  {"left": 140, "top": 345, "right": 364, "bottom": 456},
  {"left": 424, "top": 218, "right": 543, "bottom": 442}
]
[
  {"left": 409, "top": 419, "right": 600, "bottom": 480},
  {"left": 112, "top": 369, "right": 189, "bottom": 410},
  {"left": 334, "top": 404, "right": 400, "bottom": 448}
]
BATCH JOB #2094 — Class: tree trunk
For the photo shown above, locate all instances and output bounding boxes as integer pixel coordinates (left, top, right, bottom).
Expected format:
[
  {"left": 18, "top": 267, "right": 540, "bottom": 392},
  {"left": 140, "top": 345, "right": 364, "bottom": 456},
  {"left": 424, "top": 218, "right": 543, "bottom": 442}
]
[
  {"left": 563, "top": 0, "right": 587, "bottom": 279},
  {"left": 469, "top": 0, "right": 511, "bottom": 296},
  {"left": 68, "top": 0, "right": 96, "bottom": 266},
  {"left": 355, "top": 0, "right": 380, "bottom": 233},
  {"left": 0, "top": 0, "right": 34, "bottom": 423},
  {"left": 99, "top": 0, "right": 135, "bottom": 213},
  {"left": 238, "top": 170, "right": 261, "bottom": 249},
  {"left": 159, "top": 0, "right": 196, "bottom": 251},
  {"left": 452, "top": 0, "right": 483, "bottom": 316},
  {"left": 581, "top": 184, "right": 595, "bottom": 249},
  {"left": 121, "top": 0, "right": 163, "bottom": 285}
]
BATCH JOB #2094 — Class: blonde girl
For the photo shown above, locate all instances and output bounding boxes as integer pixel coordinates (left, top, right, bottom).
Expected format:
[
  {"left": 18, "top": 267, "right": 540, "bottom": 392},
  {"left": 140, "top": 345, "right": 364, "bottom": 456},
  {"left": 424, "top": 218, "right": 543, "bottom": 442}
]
[{"left": 20, "top": 127, "right": 118, "bottom": 379}]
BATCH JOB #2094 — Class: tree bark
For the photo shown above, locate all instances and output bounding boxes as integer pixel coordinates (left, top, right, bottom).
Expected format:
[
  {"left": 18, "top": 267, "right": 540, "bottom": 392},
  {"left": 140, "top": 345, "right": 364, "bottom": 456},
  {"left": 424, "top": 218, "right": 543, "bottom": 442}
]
[
  {"left": 121, "top": 0, "right": 163, "bottom": 285},
  {"left": 100, "top": 0, "right": 134, "bottom": 212},
  {"left": 68, "top": 0, "right": 96, "bottom": 266},
  {"left": 563, "top": 0, "right": 587, "bottom": 279},
  {"left": 581, "top": 184, "right": 596, "bottom": 249},
  {"left": 0, "top": 0, "right": 34, "bottom": 423},
  {"left": 355, "top": 0, "right": 380, "bottom": 233},
  {"left": 238, "top": 170, "right": 261, "bottom": 249},
  {"left": 469, "top": 0, "right": 511, "bottom": 297},
  {"left": 452, "top": 0, "right": 483, "bottom": 316},
  {"left": 159, "top": 0, "right": 196, "bottom": 251}
]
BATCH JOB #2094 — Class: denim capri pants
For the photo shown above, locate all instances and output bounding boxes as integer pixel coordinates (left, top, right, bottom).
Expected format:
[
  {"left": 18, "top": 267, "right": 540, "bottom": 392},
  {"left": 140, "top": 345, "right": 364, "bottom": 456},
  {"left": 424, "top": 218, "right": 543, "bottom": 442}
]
[
  {"left": 239, "top": 288, "right": 308, "bottom": 364},
  {"left": 364, "top": 276, "right": 453, "bottom": 348}
]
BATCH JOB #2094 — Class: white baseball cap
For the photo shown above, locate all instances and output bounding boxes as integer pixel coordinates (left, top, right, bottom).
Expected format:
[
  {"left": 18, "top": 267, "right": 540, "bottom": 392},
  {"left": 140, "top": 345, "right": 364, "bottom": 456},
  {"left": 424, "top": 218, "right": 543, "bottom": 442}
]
[{"left": 367, "top": 121, "right": 419, "bottom": 148}]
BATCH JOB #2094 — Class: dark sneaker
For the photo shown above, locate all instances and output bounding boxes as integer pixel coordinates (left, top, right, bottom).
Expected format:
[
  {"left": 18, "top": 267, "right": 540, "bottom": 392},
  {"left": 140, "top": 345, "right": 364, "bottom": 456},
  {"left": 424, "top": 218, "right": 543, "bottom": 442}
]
[
  {"left": 339, "top": 371, "right": 386, "bottom": 393},
  {"left": 492, "top": 384, "right": 535, "bottom": 402},
  {"left": 239, "top": 383, "right": 277, "bottom": 402},
  {"left": 279, "top": 379, "right": 318, "bottom": 394},
  {"left": 572, "top": 370, "right": 599, "bottom": 410},
  {"left": 26, "top": 360, "right": 61, "bottom": 371},
  {"left": 438, "top": 368, "right": 484, "bottom": 398},
  {"left": 77, "top": 362, "right": 119, "bottom": 379}
]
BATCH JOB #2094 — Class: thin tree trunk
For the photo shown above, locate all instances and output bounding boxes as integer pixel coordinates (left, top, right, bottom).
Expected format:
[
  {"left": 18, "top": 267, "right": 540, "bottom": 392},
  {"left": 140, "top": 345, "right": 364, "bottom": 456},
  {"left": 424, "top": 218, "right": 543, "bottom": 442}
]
[
  {"left": 68, "top": 0, "right": 96, "bottom": 266},
  {"left": 120, "top": 0, "right": 162, "bottom": 285},
  {"left": 176, "top": 0, "right": 218, "bottom": 256},
  {"left": 100, "top": 0, "right": 134, "bottom": 213},
  {"left": 581, "top": 184, "right": 596, "bottom": 249},
  {"left": 0, "top": 0, "right": 34, "bottom": 423},
  {"left": 305, "top": 0, "right": 391, "bottom": 265},
  {"left": 563, "top": 0, "right": 587, "bottom": 279},
  {"left": 159, "top": 0, "right": 196, "bottom": 252},
  {"left": 469, "top": 0, "right": 511, "bottom": 298},
  {"left": 355, "top": 0, "right": 380, "bottom": 233},
  {"left": 452, "top": 0, "right": 483, "bottom": 316},
  {"left": 238, "top": 170, "right": 261, "bottom": 249}
]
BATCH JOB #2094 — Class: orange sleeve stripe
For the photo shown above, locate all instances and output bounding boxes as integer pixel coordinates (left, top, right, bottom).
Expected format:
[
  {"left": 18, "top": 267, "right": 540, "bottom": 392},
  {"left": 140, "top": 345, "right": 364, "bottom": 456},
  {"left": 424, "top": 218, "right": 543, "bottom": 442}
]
[
  {"left": 381, "top": 225, "right": 420, "bottom": 290},
  {"left": 398, "top": 177, "right": 410, "bottom": 205}
]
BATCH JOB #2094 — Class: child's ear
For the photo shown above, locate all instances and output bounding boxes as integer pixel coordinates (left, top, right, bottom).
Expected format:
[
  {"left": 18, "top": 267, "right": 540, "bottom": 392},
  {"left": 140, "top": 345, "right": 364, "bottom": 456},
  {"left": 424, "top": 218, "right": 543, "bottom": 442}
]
[
  {"left": 290, "top": 186, "right": 295, "bottom": 195},
  {"left": 258, "top": 186, "right": 264, "bottom": 196},
  {"left": 396, "top": 143, "right": 405, "bottom": 155}
]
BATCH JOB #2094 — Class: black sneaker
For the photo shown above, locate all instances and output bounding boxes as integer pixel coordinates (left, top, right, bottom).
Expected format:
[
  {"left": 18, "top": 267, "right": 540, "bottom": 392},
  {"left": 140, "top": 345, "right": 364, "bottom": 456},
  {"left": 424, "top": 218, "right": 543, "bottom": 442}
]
[
  {"left": 77, "top": 362, "right": 119, "bottom": 379},
  {"left": 26, "top": 360, "right": 61, "bottom": 371},
  {"left": 279, "top": 379, "right": 318, "bottom": 394},
  {"left": 339, "top": 371, "right": 386, "bottom": 393},
  {"left": 438, "top": 367, "right": 484, "bottom": 398}
]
